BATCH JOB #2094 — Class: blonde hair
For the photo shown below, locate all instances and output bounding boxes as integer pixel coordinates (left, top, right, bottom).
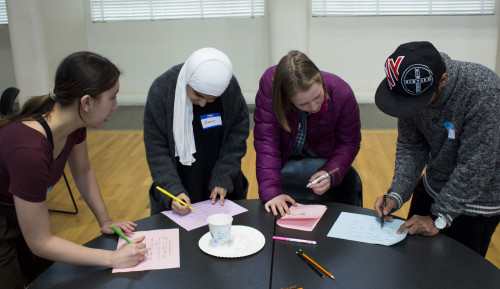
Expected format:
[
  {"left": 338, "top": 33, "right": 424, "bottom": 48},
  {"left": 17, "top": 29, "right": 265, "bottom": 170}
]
[{"left": 272, "top": 51, "right": 328, "bottom": 132}]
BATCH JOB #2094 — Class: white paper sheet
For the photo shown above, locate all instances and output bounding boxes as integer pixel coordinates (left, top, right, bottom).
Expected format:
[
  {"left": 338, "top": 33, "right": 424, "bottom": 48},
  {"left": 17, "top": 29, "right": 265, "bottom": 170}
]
[{"left": 327, "top": 212, "right": 408, "bottom": 246}]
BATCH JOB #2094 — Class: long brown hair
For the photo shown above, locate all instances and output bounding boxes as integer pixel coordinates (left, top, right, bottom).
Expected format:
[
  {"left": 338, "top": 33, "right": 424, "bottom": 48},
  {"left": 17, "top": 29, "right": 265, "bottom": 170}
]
[
  {"left": 0, "top": 51, "right": 120, "bottom": 128},
  {"left": 272, "top": 50, "right": 328, "bottom": 132}
]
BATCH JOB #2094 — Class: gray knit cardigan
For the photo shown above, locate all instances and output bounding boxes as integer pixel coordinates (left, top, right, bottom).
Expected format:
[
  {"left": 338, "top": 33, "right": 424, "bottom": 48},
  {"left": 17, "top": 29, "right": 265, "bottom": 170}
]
[
  {"left": 144, "top": 64, "right": 249, "bottom": 210},
  {"left": 387, "top": 53, "right": 500, "bottom": 227}
]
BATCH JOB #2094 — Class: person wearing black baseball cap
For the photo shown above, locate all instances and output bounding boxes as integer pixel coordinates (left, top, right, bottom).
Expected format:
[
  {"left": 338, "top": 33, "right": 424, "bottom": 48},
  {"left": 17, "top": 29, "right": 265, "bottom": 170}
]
[
  {"left": 373, "top": 41, "right": 500, "bottom": 257},
  {"left": 375, "top": 41, "right": 447, "bottom": 117}
]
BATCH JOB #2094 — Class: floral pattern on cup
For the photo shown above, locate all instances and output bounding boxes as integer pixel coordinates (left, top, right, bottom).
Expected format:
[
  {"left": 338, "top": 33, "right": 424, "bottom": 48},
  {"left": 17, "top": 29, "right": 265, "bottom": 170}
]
[
  {"left": 210, "top": 230, "right": 230, "bottom": 246},
  {"left": 207, "top": 214, "right": 233, "bottom": 247}
]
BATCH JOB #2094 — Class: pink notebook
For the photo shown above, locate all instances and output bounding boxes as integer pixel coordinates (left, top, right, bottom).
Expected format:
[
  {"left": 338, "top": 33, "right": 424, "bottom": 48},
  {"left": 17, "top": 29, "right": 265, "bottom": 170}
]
[{"left": 276, "top": 203, "right": 327, "bottom": 231}]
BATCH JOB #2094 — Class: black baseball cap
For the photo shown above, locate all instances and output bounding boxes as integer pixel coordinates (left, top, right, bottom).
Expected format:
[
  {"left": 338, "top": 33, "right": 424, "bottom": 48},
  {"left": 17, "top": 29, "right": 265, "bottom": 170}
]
[{"left": 375, "top": 41, "right": 446, "bottom": 118}]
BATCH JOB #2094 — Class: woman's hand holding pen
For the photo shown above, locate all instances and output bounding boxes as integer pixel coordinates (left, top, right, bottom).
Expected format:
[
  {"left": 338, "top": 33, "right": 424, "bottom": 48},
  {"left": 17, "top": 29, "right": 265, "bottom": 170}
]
[
  {"left": 100, "top": 221, "right": 137, "bottom": 235},
  {"left": 111, "top": 235, "right": 148, "bottom": 268},
  {"left": 171, "top": 193, "right": 192, "bottom": 215},
  {"left": 374, "top": 195, "right": 396, "bottom": 222},
  {"left": 308, "top": 170, "right": 331, "bottom": 195}
]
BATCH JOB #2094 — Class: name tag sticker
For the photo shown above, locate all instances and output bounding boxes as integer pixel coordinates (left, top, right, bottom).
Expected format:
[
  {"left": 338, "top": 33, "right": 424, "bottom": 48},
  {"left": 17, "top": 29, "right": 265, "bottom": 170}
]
[
  {"left": 201, "top": 113, "right": 222, "bottom": 130},
  {"left": 444, "top": 121, "right": 455, "bottom": 140}
]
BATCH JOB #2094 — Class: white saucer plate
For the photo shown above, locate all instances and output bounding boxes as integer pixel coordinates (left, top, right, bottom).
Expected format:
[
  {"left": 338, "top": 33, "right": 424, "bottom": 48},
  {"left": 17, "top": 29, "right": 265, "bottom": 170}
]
[{"left": 198, "top": 225, "right": 265, "bottom": 258}]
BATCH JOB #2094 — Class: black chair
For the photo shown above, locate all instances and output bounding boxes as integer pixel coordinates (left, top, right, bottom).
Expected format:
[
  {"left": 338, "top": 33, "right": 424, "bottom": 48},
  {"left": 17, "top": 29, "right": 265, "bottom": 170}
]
[
  {"left": 1, "top": 87, "right": 78, "bottom": 214},
  {"left": 49, "top": 170, "right": 79, "bottom": 215},
  {"left": 0, "top": 87, "right": 20, "bottom": 117},
  {"left": 281, "top": 158, "right": 363, "bottom": 207}
]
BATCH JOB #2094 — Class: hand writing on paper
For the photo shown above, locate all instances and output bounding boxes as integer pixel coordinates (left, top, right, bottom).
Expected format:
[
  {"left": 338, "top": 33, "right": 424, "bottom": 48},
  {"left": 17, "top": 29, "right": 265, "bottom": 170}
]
[
  {"left": 308, "top": 170, "right": 331, "bottom": 195},
  {"left": 172, "top": 193, "right": 192, "bottom": 215},
  {"left": 101, "top": 221, "right": 137, "bottom": 235},
  {"left": 398, "top": 215, "right": 440, "bottom": 236},
  {"left": 111, "top": 235, "right": 148, "bottom": 268},
  {"left": 265, "top": 194, "right": 297, "bottom": 217},
  {"left": 210, "top": 186, "right": 228, "bottom": 206},
  {"left": 374, "top": 195, "right": 396, "bottom": 222}
]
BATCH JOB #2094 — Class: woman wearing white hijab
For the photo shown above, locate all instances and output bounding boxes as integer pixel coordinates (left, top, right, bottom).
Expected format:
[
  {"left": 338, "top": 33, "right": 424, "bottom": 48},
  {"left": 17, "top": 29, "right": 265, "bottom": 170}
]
[{"left": 144, "top": 48, "right": 249, "bottom": 215}]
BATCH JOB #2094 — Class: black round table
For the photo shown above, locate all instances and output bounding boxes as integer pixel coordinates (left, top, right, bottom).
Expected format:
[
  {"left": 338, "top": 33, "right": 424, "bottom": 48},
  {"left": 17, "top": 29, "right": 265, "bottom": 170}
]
[
  {"left": 28, "top": 200, "right": 500, "bottom": 289},
  {"left": 271, "top": 202, "right": 500, "bottom": 289}
]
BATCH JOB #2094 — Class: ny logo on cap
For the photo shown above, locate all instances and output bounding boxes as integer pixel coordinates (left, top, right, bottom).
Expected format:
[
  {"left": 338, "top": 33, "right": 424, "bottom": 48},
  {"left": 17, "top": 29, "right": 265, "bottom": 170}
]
[
  {"left": 401, "top": 64, "right": 433, "bottom": 95},
  {"left": 384, "top": 56, "right": 404, "bottom": 90}
]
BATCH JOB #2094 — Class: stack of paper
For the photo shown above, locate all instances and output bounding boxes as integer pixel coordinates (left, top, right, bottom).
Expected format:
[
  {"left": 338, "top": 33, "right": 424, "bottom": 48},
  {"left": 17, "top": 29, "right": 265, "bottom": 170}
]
[{"left": 277, "top": 203, "right": 327, "bottom": 231}]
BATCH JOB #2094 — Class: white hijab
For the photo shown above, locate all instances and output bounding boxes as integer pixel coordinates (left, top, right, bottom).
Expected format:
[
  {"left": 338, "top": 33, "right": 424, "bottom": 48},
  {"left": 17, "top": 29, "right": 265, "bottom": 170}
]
[{"left": 173, "top": 47, "right": 233, "bottom": 166}]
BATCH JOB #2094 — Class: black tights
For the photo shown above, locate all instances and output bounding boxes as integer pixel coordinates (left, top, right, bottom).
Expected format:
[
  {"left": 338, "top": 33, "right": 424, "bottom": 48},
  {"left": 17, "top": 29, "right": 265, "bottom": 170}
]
[{"left": 0, "top": 204, "right": 53, "bottom": 289}]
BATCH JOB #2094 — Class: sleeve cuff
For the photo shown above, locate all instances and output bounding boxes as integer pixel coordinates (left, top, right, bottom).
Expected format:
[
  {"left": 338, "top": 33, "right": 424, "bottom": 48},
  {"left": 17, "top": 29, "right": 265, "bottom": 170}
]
[{"left": 387, "top": 191, "right": 404, "bottom": 211}]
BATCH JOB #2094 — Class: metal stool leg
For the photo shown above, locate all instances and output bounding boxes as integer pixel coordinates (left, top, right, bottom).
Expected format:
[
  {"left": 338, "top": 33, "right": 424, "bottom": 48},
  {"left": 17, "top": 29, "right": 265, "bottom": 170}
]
[{"left": 48, "top": 172, "right": 79, "bottom": 214}]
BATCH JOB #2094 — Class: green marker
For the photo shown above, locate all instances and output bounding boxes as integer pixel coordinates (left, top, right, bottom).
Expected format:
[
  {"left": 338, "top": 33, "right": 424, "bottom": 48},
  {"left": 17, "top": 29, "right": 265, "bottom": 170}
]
[{"left": 110, "top": 225, "right": 131, "bottom": 244}]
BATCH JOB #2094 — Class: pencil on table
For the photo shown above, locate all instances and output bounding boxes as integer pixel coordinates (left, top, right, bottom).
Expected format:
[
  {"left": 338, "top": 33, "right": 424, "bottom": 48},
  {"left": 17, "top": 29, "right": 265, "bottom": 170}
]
[
  {"left": 296, "top": 251, "right": 324, "bottom": 278},
  {"left": 298, "top": 249, "right": 335, "bottom": 280}
]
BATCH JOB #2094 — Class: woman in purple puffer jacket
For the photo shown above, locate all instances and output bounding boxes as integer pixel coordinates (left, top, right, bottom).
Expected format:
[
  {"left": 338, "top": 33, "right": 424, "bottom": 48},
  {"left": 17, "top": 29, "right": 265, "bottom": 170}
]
[{"left": 254, "top": 51, "right": 361, "bottom": 216}]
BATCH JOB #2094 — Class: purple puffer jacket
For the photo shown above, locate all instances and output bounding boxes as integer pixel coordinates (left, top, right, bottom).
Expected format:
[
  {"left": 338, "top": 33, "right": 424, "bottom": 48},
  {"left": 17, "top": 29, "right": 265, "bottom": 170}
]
[{"left": 254, "top": 66, "right": 361, "bottom": 202}]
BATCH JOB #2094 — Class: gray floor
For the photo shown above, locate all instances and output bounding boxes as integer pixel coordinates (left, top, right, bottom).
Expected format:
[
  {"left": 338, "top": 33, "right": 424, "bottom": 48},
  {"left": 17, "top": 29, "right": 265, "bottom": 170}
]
[{"left": 98, "top": 103, "right": 396, "bottom": 130}]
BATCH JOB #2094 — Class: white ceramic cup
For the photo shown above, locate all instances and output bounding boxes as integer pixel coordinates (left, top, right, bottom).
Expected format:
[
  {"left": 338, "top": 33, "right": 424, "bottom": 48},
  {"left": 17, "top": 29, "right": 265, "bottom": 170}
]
[{"left": 207, "top": 214, "right": 233, "bottom": 247}]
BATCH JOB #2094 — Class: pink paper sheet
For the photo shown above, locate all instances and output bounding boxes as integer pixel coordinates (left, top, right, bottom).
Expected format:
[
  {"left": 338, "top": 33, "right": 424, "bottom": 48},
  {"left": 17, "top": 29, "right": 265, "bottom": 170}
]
[
  {"left": 161, "top": 199, "right": 248, "bottom": 231},
  {"left": 112, "top": 229, "right": 180, "bottom": 273},
  {"left": 276, "top": 203, "right": 327, "bottom": 231}
]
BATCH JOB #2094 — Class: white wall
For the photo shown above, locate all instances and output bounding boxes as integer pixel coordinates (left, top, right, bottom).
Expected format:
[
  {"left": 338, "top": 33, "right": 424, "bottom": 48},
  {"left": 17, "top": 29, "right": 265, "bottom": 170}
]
[
  {"left": 5, "top": 0, "right": 88, "bottom": 105},
  {"left": 39, "top": 0, "right": 88, "bottom": 77},
  {"left": 0, "top": 26, "right": 16, "bottom": 90},
  {"left": 7, "top": 0, "right": 51, "bottom": 104},
  {"left": 309, "top": 13, "right": 500, "bottom": 102},
  {"left": 2, "top": 0, "right": 499, "bottom": 105},
  {"left": 85, "top": 15, "right": 269, "bottom": 105},
  {"left": 269, "top": 0, "right": 308, "bottom": 63}
]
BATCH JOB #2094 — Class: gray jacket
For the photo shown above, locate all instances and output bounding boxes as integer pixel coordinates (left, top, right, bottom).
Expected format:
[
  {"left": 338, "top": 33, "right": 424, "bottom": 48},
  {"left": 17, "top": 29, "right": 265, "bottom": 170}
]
[
  {"left": 144, "top": 64, "right": 249, "bottom": 210},
  {"left": 387, "top": 53, "right": 500, "bottom": 227}
]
